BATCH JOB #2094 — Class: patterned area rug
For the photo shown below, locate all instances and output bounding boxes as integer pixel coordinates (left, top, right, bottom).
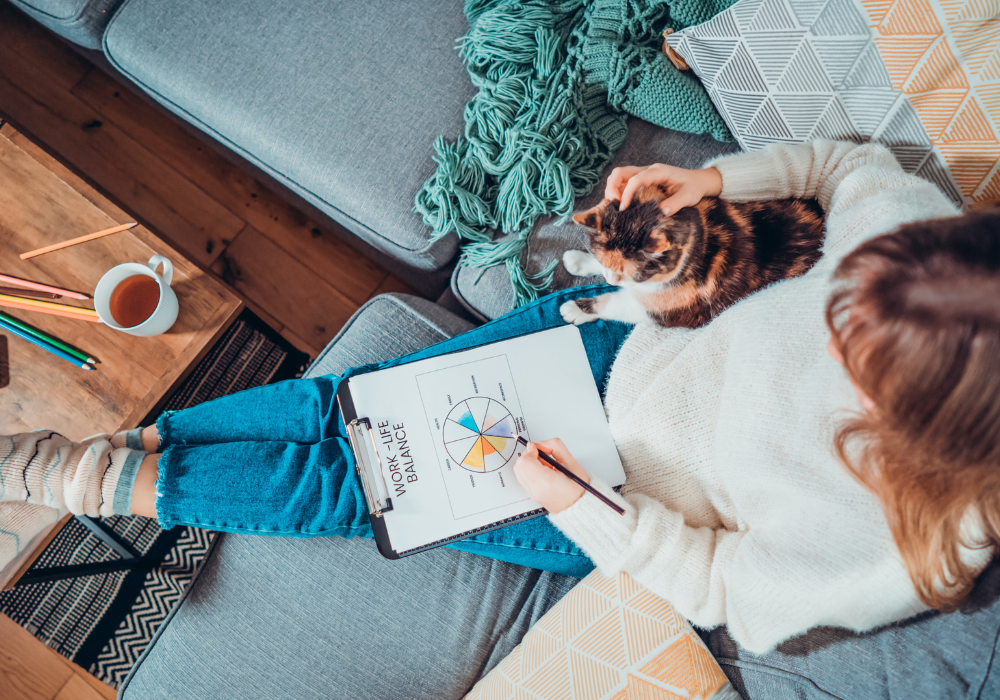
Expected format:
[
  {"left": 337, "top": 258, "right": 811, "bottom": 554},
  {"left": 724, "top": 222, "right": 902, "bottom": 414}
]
[{"left": 0, "top": 310, "right": 308, "bottom": 688}]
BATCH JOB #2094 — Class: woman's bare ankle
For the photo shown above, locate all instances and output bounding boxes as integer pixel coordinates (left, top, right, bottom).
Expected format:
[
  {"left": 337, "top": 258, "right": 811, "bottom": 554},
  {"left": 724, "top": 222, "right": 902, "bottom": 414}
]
[
  {"left": 141, "top": 425, "right": 160, "bottom": 453},
  {"left": 130, "top": 453, "right": 160, "bottom": 518}
]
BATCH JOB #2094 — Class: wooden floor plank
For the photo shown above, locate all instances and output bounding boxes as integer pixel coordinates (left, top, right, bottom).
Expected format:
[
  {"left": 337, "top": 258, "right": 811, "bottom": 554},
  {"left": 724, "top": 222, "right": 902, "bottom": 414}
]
[
  {"left": 52, "top": 674, "right": 109, "bottom": 700},
  {"left": 0, "top": 6, "right": 91, "bottom": 91},
  {"left": 70, "top": 67, "right": 388, "bottom": 305},
  {"left": 1, "top": 124, "right": 133, "bottom": 225},
  {"left": 0, "top": 21, "right": 245, "bottom": 268},
  {"left": 0, "top": 73, "right": 243, "bottom": 268},
  {"left": 369, "top": 273, "right": 418, "bottom": 300},
  {"left": 72, "top": 670, "right": 118, "bottom": 700},
  {"left": 0, "top": 613, "right": 75, "bottom": 700},
  {"left": 211, "top": 226, "right": 359, "bottom": 355}
]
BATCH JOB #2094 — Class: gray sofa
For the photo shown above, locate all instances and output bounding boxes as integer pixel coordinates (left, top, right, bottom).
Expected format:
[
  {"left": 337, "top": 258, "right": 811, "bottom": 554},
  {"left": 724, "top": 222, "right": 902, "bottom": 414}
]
[{"left": 8, "top": 1, "right": 1000, "bottom": 698}]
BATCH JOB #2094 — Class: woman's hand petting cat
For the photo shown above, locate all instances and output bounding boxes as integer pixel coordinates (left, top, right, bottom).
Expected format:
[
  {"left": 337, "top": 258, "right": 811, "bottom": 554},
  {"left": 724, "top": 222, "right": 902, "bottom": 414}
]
[
  {"left": 513, "top": 438, "right": 588, "bottom": 514},
  {"left": 606, "top": 164, "right": 723, "bottom": 215}
]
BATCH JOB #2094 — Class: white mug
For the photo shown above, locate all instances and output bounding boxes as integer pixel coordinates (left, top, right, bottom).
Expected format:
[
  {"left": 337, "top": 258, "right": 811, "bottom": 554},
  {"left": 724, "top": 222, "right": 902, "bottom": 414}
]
[{"left": 94, "top": 255, "right": 179, "bottom": 336}]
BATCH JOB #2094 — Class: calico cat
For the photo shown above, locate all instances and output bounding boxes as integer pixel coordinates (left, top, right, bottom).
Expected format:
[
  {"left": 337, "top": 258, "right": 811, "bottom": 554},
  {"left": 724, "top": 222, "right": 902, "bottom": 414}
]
[{"left": 560, "top": 186, "right": 826, "bottom": 328}]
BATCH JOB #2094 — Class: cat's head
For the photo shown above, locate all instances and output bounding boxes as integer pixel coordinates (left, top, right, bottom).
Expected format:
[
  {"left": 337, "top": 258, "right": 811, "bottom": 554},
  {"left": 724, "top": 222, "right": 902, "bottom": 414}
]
[{"left": 572, "top": 186, "right": 700, "bottom": 285}]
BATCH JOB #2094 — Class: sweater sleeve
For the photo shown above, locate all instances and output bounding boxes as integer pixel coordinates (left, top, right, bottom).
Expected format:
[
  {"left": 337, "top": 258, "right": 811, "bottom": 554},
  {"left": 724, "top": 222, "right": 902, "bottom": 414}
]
[
  {"left": 550, "top": 477, "right": 741, "bottom": 635},
  {"left": 705, "top": 140, "right": 960, "bottom": 265},
  {"left": 549, "top": 477, "right": 927, "bottom": 654}
]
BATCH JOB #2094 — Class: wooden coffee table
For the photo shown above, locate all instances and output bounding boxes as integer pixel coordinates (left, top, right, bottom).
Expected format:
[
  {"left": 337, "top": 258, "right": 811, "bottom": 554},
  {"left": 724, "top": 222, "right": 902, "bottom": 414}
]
[{"left": 0, "top": 124, "right": 242, "bottom": 586}]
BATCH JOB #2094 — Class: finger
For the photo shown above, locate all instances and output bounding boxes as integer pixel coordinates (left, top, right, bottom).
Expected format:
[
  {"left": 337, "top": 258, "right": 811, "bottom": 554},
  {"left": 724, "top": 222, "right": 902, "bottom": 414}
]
[
  {"left": 659, "top": 188, "right": 698, "bottom": 217},
  {"left": 619, "top": 169, "right": 668, "bottom": 211},
  {"left": 532, "top": 438, "right": 568, "bottom": 460},
  {"left": 604, "top": 167, "right": 643, "bottom": 201},
  {"left": 531, "top": 439, "right": 590, "bottom": 481}
]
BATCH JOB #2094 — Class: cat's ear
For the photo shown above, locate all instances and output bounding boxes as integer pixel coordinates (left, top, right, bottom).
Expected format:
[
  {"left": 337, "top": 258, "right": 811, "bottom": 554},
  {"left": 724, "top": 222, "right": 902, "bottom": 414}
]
[{"left": 572, "top": 200, "right": 611, "bottom": 230}]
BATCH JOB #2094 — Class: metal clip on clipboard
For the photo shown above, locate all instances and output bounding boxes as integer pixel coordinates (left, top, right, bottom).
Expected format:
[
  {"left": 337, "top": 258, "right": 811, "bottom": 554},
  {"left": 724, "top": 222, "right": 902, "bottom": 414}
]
[{"left": 344, "top": 417, "right": 394, "bottom": 517}]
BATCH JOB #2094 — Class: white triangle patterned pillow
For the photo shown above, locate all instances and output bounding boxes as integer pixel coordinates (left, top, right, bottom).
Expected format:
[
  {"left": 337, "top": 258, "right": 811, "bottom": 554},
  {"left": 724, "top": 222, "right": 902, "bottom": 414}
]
[{"left": 666, "top": 0, "right": 1000, "bottom": 208}]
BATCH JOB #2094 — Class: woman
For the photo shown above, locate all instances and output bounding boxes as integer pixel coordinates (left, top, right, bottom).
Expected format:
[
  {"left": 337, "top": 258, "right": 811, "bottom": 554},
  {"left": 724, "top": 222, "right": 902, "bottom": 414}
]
[{"left": 2, "top": 140, "right": 997, "bottom": 654}]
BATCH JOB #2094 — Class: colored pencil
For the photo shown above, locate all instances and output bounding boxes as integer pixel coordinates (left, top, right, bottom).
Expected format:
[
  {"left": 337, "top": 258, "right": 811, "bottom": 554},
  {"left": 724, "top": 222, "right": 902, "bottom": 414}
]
[
  {"left": 516, "top": 436, "right": 626, "bottom": 516},
  {"left": 0, "top": 298, "right": 102, "bottom": 323},
  {"left": 20, "top": 222, "right": 136, "bottom": 260},
  {"left": 0, "top": 293, "right": 99, "bottom": 317},
  {"left": 0, "top": 310, "right": 97, "bottom": 364},
  {"left": 0, "top": 273, "right": 89, "bottom": 300},
  {"left": 0, "top": 286, "right": 59, "bottom": 299},
  {"left": 0, "top": 317, "right": 94, "bottom": 370}
]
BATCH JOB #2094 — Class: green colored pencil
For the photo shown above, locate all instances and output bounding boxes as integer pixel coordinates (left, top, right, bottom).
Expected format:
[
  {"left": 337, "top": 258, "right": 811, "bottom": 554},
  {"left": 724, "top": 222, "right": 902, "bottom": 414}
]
[{"left": 0, "top": 310, "right": 96, "bottom": 364}]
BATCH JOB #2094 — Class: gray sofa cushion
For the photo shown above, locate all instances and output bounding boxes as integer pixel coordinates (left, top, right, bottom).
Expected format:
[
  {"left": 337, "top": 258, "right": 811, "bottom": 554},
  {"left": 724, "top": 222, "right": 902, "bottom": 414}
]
[
  {"left": 452, "top": 119, "right": 741, "bottom": 320},
  {"left": 119, "top": 294, "right": 579, "bottom": 700},
  {"left": 7, "top": 0, "right": 122, "bottom": 49},
  {"left": 103, "top": 0, "right": 472, "bottom": 291},
  {"left": 706, "top": 558, "right": 1000, "bottom": 699}
]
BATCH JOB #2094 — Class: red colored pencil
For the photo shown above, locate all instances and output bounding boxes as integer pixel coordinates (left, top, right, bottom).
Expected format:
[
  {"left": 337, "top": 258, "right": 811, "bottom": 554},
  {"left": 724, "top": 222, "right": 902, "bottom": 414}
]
[
  {"left": 0, "top": 285, "right": 59, "bottom": 299},
  {"left": 0, "top": 273, "right": 90, "bottom": 300}
]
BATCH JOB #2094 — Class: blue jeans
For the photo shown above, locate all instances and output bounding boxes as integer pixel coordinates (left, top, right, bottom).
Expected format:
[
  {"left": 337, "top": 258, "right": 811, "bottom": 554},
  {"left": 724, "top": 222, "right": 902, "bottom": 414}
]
[{"left": 155, "top": 284, "right": 630, "bottom": 577}]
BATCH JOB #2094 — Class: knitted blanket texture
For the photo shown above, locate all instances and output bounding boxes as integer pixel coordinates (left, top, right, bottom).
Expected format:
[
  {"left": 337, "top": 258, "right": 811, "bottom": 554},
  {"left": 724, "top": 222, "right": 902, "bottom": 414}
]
[{"left": 414, "top": 0, "right": 735, "bottom": 305}]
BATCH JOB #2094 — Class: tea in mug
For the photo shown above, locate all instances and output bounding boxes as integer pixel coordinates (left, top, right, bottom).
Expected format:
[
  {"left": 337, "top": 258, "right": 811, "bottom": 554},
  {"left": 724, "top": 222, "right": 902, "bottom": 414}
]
[{"left": 109, "top": 275, "right": 160, "bottom": 328}]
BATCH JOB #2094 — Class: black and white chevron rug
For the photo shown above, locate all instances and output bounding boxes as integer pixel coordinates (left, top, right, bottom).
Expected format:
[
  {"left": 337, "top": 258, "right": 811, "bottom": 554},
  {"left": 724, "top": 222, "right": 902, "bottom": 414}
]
[{"left": 0, "top": 310, "right": 308, "bottom": 688}]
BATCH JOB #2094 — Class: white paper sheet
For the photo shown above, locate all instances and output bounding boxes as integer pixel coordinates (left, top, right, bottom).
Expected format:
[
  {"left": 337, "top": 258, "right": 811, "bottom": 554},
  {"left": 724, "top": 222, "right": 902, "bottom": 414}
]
[{"left": 347, "top": 325, "right": 625, "bottom": 554}]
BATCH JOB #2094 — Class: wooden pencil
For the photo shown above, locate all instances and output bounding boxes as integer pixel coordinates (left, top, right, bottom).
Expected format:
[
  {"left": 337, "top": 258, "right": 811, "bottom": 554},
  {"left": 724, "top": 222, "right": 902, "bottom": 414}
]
[
  {"left": 0, "top": 310, "right": 97, "bottom": 364},
  {"left": 0, "top": 293, "right": 99, "bottom": 317},
  {"left": 0, "top": 273, "right": 89, "bottom": 300},
  {"left": 0, "top": 316, "right": 93, "bottom": 370},
  {"left": 0, "top": 286, "right": 59, "bottom": 299},
  {"left": 0, "top": 298, "right": 102, "bottom": 323},
  {"left": 19, "top": 222, "right": 136, "bottom": 260}
]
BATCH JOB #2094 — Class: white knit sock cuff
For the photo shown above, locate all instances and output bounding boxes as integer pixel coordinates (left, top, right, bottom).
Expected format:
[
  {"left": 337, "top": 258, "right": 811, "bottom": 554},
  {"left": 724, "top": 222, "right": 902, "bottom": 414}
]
[
  {"left": 100, "top": 448, "right": 145, "bottom": 516},
  {"left": 109, "top": 429, "right": 145, "bottom": 451}
]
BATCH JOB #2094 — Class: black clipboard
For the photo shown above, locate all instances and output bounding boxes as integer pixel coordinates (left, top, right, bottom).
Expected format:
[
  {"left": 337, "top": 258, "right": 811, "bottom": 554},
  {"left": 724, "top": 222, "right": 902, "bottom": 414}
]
[{"left": 337, "top": 374, "right": 546, "bottom": 560}]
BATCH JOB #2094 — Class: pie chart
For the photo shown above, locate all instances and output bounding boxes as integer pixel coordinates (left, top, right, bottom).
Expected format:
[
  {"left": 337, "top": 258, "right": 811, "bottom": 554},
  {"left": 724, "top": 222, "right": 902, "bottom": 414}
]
[{"left": 443, "top": 397, "right": 519, "bottom": 473}]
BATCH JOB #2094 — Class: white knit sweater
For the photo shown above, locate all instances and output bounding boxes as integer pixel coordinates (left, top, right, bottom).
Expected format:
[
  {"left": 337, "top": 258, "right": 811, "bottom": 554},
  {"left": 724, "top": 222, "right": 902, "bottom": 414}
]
[{"left": 550, "top": 140, "right": 988, "bottom": 654}]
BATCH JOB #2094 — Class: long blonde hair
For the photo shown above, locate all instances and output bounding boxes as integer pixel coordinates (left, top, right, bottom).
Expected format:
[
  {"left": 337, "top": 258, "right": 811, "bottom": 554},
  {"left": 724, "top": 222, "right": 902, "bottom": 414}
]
[{"left": 826, "top": 208, "right": 1000, "bottom": 610}]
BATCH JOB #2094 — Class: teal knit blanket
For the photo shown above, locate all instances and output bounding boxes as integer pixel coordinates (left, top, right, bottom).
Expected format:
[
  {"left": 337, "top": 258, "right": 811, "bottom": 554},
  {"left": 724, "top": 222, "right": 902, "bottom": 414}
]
[{"left": 414, "top": 0, "right": 737, "bottom": 306}]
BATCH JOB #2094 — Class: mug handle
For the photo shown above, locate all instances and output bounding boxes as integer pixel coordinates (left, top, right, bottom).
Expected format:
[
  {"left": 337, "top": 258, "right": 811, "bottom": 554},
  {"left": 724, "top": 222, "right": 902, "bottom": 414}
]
[{"left": 147, "top": 255, "right": 173, "bottom": 286}]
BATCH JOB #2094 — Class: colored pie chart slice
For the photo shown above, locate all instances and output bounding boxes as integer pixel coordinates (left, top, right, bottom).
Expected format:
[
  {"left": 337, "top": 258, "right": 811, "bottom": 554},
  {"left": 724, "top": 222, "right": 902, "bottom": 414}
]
[
  {"left": 483, "top": 450, "right": 507, "bottom": 472},
  {"left": 445, "top": 434, "right": 479, "bottom": 463},
  {"left": 444, "top": 418, "right": 477, "bottom": 443},
  {"left": 483, "top": 434, "right": 509, "bottom": 455},
  {"left": 466, "top": 397, "right": 491, "bottom": 432},
  {"left": 480, "top": 404, "right": 502, "bottom": 433},
  {"left": 454, "top": 403, "right": 479, "bottom": 434},
  {"left": 483, "top": 416, "right": 516, "bottom": 439},
  {"left": 462, "top": 437, "right": 485, "bottom": 471}
]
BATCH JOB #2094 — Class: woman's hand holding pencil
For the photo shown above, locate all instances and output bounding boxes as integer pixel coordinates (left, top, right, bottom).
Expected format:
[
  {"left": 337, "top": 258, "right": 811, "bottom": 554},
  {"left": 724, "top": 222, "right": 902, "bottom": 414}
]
[{"left": 514, "top": 437, "right": 625, "bottom": 515}]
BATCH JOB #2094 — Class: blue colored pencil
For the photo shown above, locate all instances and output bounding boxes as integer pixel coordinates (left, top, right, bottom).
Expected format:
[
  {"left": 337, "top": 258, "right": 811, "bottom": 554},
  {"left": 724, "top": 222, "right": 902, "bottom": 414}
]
[{"left": 0, "top": 316, "right": 94, "bottom": 370}]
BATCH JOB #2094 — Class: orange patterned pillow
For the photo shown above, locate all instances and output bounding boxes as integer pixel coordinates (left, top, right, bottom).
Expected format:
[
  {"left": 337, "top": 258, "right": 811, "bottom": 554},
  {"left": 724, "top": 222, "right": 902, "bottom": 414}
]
[{"left": 464, "top": 571, "right": 737, "bottom": 700}]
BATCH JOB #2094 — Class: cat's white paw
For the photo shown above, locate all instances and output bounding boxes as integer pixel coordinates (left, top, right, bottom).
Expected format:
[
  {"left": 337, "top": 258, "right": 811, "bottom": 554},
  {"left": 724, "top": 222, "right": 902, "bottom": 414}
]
[
  {"left": 560, "top": 300, "right": 598, "bottom": 326},
  {"left": 562, "top": 249, "right": 602, "bottom": 277}
]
